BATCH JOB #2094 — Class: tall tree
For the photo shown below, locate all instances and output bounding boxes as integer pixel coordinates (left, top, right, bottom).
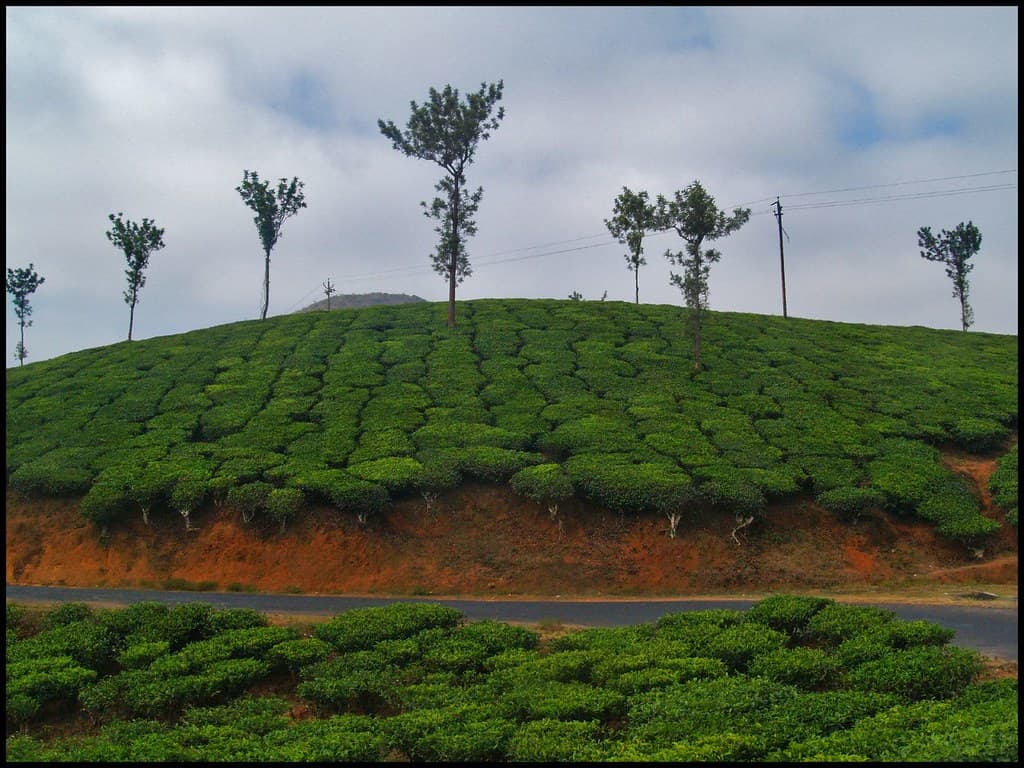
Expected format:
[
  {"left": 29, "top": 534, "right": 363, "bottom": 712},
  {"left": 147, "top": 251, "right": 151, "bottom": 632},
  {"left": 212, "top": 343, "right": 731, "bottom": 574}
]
[
  {"left": 605, "top": 186, "right": 658, "bottom": 304},
  {"left": 106, "top": 212, "right": 165, "bottom": 341},
  {"left": 236, "top": 171, "right": 307, "bottom": 320},
  {"left": 656, "top": 181, "right": 750, "bottom": 370},
  {"left": 378, "top": 80, "right": 505, "bottom": 328},
  {"left": 917, "top": 221, "right": 982, "bottom": 331},
  {"left": 6, "top": 263, "right": 45, "bottom": 366}
]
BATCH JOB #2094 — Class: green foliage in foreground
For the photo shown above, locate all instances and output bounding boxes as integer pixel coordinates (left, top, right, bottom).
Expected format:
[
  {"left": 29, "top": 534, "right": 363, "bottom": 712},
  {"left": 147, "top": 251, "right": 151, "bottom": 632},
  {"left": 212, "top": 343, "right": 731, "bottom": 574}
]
[
  {"left": 989, "top": 444, "right": 1018, "bottom": 527},
  {"left": 4, "top": 596, "right": 1017, "bottom": 762},
  {"left": 5, "top": 299, "right": 1017, "bottom": 543}
]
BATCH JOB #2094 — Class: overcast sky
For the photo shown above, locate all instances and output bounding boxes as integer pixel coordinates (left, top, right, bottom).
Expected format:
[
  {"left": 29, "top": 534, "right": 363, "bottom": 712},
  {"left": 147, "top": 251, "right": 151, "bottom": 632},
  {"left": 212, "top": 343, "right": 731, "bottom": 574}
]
[{"left": 5, "top": 6, "right": 1018, "bottom": 367}]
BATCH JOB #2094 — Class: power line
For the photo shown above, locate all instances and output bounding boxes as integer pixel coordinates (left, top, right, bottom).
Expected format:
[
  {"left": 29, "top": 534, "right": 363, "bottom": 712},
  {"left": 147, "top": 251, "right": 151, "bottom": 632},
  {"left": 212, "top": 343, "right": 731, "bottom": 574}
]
[
  {"left": 778, "top": 169, "right": 1016, "bottom": 200},
  {"left": 785, "top": 183, "right": 1016, "bottom": 211},
  {"left": 284, "top": 169, "right": 1017, "bottom": 304}
]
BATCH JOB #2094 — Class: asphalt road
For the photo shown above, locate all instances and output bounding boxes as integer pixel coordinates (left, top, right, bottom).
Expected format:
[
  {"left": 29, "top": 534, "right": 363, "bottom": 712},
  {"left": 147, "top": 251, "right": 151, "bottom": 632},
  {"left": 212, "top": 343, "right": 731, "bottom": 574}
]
[{"left": 6, "top": 584, "right": 1018, "bottom": 663}]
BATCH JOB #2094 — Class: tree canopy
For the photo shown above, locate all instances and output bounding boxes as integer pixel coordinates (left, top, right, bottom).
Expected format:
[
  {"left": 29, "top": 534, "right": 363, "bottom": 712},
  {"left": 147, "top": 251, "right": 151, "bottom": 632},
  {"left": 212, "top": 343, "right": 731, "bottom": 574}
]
[
  {"left": 605, "top": 186, "right": 658, "bottom": 304},
  {"left": 378, "top": 80, "right": 505, "bottom": 328},
  {"left": 106, "top": 212, "right": 165, "bottom": 341},
  {"left": 236, "top": 171, "right": 307, "bottom": 321},
  {"left": 917, "top": 221, "right": 981, "bottom": 331},
  {"left": 656, "top": 180, "right": 750, "bottom": 369},
  {"left": 6, "top": 263, "right": 45, "bottom": 366}
]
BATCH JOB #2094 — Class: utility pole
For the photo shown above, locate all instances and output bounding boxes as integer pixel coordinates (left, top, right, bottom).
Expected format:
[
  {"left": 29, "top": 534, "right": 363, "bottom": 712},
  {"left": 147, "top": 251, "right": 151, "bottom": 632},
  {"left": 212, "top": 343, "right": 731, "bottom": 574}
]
[
  {"left": 772, "top": 197, "right": 788, "bottom": 318},
  {"left": 322, "top": 278, "right": 336, "bottom": 311}
]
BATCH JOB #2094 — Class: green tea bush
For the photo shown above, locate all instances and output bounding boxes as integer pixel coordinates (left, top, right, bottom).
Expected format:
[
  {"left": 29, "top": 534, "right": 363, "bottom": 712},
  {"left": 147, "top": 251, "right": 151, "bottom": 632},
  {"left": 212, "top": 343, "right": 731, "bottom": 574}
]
[
  {"left": 297, "top": 651, "right": 404, "bottom": 714},
  {"left": 744, "top": 594, "right": 834, "bottom": 637},
  {"left": 348, "top": 428, "right": 416, "bottom": 463},
  {"left": 347, "top": 457, "right": 424, "bottom": 490},
  {"left": 225, "top": 481, "right": 273, "bottom": 520},
  {"left": 290, "top": 468, "right": 388, "bottom": 516},
  {"left": 949, "top": 416, "right": 1011, "bottom": 453},
  {"left": 266, "top": 637, "right": 333, "bottom": 674},
  {"left": 6, "top": 656, "right": 98, "bottom": 727},
  {"left": 847, "top": 645, "right": 983, "bottom": 700},
  {"left": 385, "top": 704, "right": 516, "bottom": 762},
  {"left": 702, "top": 622, "right": 789, "bottom": 672},
  {"left": 265, "top": 487, "right": 304, "bottom": 532},
  {"left": 314, "top": 602, "right": 462, "bottom": 652},
  {"left": 804, "top": 602, "right": 899, "bottom": 646},
  {"left": 509, "top": 462, "right": 575, "bottom": 503},
  {"left": 43, "top": 602, "right": 94, "bottom": 629},
  {"left": 747, "top": 647, "right": 841, "bottom": 690},
  {"left": 502, "top": 679, "right": 626, "bottom": 722},
  {"left": 624, "top": 675, "right": 799, "bottom": 748},
  {"left": 452, "top": 445, "right": 543, "bottom": 482},
  {"left": 506, "top": 718, "right": 604, "bottom": 762},
  {"left": 817, "top": 486, "right": 886, "bottom": 519},
  {"left": 564, "top": 453, "right": 693, "bottom": 513},
  {"left": 117, "top": 640, "right": 171, "bottom": 670},
  {"left": 988, "top": 445, "right": 1018, "bottom": 526},
  {"left": 916, "top": 476, "right": 1000, "bottom": 541}
]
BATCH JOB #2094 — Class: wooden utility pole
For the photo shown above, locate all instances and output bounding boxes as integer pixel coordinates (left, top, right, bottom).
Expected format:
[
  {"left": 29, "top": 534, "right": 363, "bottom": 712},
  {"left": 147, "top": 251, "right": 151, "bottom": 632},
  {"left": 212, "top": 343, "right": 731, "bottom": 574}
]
[
  {"left": 772, "top": 197, "right": 788, "bottom": 318},
  {"left": 322, "top": 278, "right": 336, "bottom": 311}
]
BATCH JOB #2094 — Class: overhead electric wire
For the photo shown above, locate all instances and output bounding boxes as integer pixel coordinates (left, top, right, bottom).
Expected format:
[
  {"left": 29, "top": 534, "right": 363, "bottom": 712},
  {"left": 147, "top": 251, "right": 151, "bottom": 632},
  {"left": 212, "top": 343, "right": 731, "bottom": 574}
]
[
  {"left": 284, "top": 168, "right": 1017, "bottom": 306},
  {"left": 785, "top": 183, "right": 1016, "bottom": 211}
]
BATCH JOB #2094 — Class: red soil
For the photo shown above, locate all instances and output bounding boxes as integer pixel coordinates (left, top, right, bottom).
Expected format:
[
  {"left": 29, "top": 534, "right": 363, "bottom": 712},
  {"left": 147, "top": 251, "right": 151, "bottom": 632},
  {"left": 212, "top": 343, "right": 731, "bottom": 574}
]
[{"left": 5, "top": 449, "right": 1016, "bottom": 602}]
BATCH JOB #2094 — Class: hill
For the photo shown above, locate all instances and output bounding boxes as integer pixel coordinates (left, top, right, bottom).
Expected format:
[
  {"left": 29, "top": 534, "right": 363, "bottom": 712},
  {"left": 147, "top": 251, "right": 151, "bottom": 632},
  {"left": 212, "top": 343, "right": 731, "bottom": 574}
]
[
  {"left": 4, "top": 299, "right": 1018, "bottom": 597},
  {"left": 295, "top": 291, "right": 425, "bottom": 313}
]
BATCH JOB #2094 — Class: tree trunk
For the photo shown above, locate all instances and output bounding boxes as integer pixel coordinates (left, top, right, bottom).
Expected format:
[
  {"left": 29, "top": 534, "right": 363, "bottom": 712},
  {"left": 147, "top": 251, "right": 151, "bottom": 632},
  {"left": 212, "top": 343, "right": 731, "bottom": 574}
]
[
  {"left": 19, "top": 319, "right": 25, "bottom": 366},
  {"left": 128, "top": 296, "right": 136, "bottom": 341},
  {"left": 634, "top": 266, "right": 639, "bottom": 304},
  {"left": 448, "top": 176, "right": 460, "bottom": 328},
  {"left": 693, "top": 309, "right": 703, "bottom": 370},
  {"left": 261, "top": 248, "right": 271, "bottom": 320}
]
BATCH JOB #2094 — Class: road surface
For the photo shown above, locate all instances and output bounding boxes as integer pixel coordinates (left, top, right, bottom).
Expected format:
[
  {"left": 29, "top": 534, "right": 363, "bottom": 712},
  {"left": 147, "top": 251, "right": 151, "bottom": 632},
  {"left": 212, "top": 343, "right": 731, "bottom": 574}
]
[{"left": 7, "top": 584, "right": 1017, "bottom": 663}]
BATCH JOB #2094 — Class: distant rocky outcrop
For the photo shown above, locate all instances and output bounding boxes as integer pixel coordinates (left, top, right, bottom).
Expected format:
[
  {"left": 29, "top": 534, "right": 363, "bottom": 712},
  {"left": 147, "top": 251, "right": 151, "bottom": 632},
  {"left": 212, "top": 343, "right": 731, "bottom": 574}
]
[{"left": 296, "top": 292, "right": 426, "bottom": 313}]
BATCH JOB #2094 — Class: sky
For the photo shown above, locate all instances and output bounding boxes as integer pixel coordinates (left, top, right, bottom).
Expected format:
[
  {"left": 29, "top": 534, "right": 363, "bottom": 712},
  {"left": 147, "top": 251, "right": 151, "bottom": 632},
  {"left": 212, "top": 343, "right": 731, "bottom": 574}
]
[{"left": 5, "top": 6, "right": 1019, "bottom": 367}]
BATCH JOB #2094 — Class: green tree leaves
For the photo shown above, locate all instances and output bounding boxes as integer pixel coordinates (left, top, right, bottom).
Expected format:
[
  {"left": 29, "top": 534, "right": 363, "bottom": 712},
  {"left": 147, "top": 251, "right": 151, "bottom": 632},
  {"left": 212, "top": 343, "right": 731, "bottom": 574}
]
[
  {"left": 917, "top": 221, "right": 982, "bottom": 331},
  {"left": 236, "top": 171, "right": 307, "bottom": 321}
]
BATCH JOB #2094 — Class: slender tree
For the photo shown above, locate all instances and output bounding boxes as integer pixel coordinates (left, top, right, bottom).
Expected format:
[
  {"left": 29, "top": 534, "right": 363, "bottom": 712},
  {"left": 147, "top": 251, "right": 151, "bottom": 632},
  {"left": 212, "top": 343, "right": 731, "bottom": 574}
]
[
  {"left": 106, "top": 212, "right": 165, "bottom": 341},
  {"left": 236, "top": 171, "right": 307, "bottom": 320},
  {"left": 378, "top": 80, "right": 505, "bottom": 328},
  {"left": 604, "top": 186, "right": 658, "bottom": 304},
  {"left": 6, "top": 263, "right": 45, "bottom": 366},
  {"left": 656, "top": 181, "right": 750, "bottom": 370},
  {"left": 917, "top": 221, "right": 982, "bottom": 331}
]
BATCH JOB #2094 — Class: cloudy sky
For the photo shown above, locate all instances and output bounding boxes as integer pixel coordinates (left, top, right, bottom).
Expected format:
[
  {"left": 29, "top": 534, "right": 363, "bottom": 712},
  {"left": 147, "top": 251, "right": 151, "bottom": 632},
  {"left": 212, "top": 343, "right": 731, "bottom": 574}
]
[{"left": 5, "top": 6, "right": 1018, "bottom": 367}]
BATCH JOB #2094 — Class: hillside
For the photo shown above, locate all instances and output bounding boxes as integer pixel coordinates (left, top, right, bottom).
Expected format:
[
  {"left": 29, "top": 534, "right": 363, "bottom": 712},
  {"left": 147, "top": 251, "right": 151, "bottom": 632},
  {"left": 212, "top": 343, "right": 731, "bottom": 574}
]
[
  {"left": 5, "top": 299, "right": 1018, "bottom": 597},
  {"left": 296, "top": 291, "right": 425, "bottom": 313}
]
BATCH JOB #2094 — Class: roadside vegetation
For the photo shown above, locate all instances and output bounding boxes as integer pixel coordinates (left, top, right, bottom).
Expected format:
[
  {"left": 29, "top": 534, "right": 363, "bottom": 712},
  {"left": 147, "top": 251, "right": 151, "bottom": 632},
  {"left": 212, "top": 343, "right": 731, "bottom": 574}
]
[
  {"left": 5, "top": 596, "right": 1016, "bottom": 761},
  {"left": 5, "top": 299, "right": 1017, "bottom": 546}
]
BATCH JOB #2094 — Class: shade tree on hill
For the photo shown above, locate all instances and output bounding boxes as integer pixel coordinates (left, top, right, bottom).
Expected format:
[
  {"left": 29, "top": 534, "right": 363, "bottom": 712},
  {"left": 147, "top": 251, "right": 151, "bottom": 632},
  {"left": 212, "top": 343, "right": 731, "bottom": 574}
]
[
  {"left": 105, "top": 213, "right": 165, "bottom": 342},
  {"left": 378, "top": 80, "right": 505, "bottom": 328},
  {"left": 236, "top": 170, "right": 307, "bottom": 321},
  {"left": 917, "top": 220, "right": 982, "bottom": 332},
  {"left": 5, "top": 263, "right": 45, "bottom": 366},
  {"left": 605, "top": 186, "right": 659, "bottom": 305},
  {"left": 656, "top": 181, "right": 751, "bottom": 371}
]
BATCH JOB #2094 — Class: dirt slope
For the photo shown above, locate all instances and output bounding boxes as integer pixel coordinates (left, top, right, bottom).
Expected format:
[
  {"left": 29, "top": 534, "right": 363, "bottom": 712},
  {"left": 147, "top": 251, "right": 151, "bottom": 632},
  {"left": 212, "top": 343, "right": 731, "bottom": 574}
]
[{"left": 5, "top": 450, "right": 1016, "bottom": 603}]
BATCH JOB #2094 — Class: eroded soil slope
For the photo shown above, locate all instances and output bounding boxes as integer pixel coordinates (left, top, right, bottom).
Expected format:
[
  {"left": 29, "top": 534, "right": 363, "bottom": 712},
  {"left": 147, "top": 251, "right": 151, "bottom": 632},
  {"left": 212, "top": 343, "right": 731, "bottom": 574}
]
[{"left": 5, "top": 451, "right": 1016, "bottom": 599}]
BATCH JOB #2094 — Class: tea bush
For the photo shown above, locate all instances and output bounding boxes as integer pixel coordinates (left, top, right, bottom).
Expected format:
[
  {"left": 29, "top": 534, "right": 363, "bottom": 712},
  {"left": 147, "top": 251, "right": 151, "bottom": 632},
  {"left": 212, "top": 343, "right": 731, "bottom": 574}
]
[{"left": 5, "top": 299, "right": 1017, "bottom": 542}]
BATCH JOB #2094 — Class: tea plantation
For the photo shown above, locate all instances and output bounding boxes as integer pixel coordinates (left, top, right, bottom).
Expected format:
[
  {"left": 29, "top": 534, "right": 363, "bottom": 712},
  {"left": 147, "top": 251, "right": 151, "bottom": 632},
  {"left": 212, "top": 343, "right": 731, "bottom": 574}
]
[
  {"left": 5, "top": 299, "right": 1018, "bottom": 540},
  {"left": 5, "top": 597, "right": 1017, "bottom": 761}
]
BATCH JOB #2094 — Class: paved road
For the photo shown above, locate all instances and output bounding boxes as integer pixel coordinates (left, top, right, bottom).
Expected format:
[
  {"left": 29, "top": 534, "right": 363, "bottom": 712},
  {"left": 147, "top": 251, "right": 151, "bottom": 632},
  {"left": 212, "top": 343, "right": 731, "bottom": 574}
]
[{"left": 6, "top": 584, "right": 1018, "bottom": 663}]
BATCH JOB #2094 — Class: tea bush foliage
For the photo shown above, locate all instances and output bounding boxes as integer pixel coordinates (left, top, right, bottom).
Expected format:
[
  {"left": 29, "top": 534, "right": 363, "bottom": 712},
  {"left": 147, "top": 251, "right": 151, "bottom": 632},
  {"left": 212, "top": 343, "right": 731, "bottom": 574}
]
[
  {"left": 4, "top": 597, "right": 1017, "bottom": 761},
  {"left": 5, "top": 299, "right": 1016, "bottom": 542}
]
